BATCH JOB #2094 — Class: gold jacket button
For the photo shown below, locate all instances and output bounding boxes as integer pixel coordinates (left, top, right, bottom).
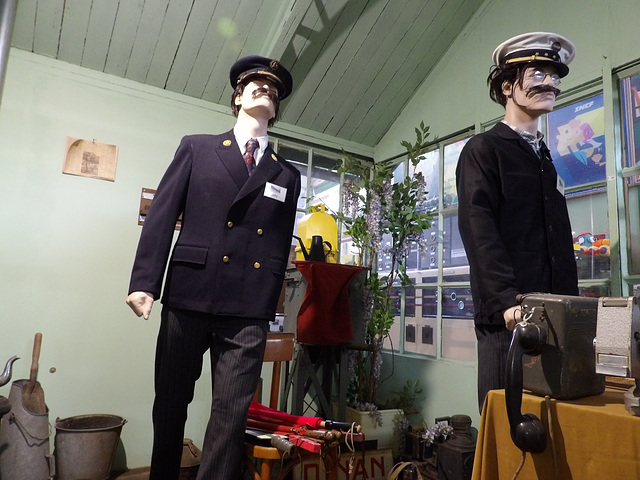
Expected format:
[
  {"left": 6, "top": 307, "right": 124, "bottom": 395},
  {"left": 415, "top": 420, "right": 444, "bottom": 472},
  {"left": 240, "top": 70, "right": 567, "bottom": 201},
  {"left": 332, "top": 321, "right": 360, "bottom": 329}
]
[
  {"left": 253, "top": 262, "right": 261, "bottom": 269},
  {"left": 227, "top": 221, "right": 233, "bottom": 228},
  {"left": 222, "top": 256, "right": 230, "bottom": 263},
  {"left": 257, "top": 229, "right": 263, "bottom": 236}
]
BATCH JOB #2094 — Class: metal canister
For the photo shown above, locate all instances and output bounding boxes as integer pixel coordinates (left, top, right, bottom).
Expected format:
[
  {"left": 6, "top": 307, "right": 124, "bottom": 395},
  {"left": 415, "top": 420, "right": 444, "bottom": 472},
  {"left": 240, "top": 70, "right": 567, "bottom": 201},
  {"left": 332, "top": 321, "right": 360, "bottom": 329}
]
[{"left": 295, "top": 204, "right": 338, "bottom": 263}]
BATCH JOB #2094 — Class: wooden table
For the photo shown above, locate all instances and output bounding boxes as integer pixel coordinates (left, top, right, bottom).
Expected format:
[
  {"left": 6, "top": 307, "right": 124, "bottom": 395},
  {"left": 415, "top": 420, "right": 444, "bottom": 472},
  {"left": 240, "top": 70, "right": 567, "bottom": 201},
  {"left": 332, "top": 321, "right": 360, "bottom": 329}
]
[{"left": 472, "top": 386, "right": 640, "bottom": 479}]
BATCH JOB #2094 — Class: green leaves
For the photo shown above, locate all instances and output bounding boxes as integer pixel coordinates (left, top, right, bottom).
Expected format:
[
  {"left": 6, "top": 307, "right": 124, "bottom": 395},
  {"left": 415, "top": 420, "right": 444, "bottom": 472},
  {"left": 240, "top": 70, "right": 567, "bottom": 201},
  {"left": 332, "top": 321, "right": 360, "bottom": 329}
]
[
  {"left": 339, "top": 121, "right": 433, "bottom": 407},
  {"left": 383, "top": 379, "right": 424, "bottom": 411}
]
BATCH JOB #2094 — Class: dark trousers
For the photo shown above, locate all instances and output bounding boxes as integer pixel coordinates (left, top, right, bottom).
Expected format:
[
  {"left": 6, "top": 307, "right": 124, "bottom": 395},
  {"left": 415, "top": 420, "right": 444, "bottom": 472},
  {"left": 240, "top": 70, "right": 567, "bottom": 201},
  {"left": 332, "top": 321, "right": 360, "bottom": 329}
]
[
  {"left": 475, "top": 324, "right": 513, "bottom": 413},
  {"left": 149, "top": 307, "right": 268, "bottom": 480}
]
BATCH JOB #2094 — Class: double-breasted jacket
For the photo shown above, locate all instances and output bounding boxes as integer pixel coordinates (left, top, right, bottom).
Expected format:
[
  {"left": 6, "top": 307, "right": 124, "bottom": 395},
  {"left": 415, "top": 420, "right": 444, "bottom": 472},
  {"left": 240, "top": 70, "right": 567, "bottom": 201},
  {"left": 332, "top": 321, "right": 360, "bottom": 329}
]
[
  {"left": 456, "top": 122, "right": 578, "bottom": 327},
  {"left": 128, "top": 130, "right": 301, "bottom": 320}
]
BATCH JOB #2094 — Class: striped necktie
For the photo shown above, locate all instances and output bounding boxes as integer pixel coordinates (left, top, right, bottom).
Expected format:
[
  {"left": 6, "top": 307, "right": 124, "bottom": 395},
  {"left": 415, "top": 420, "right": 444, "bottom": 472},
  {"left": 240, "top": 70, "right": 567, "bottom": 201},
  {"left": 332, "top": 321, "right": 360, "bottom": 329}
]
[{"left": 244, "top": 138, "right": 259, "bottom": 176}]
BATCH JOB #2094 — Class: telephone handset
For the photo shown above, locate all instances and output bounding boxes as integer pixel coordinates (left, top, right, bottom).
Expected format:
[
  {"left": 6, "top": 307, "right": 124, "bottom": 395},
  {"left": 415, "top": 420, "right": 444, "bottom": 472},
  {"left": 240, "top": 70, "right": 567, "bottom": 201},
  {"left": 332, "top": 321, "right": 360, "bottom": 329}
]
[{"left": 505, "top": 306, "right": 548, "bottom": 453}]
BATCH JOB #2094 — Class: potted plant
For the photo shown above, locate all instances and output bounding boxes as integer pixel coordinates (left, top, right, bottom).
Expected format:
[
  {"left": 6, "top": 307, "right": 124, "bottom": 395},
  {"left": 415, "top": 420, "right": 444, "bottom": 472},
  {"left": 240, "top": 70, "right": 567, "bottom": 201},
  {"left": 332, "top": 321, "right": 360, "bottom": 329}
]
[{"left": 336, "top": 122, "right": 432, "bottom": 443}]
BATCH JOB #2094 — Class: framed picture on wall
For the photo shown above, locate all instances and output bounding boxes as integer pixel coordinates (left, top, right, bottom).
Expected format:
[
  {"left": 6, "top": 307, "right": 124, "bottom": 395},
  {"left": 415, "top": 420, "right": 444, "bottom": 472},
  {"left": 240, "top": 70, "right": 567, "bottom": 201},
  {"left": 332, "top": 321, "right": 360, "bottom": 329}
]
[{"left": 546, "top": 94, "right": 606, "bottom": 189}]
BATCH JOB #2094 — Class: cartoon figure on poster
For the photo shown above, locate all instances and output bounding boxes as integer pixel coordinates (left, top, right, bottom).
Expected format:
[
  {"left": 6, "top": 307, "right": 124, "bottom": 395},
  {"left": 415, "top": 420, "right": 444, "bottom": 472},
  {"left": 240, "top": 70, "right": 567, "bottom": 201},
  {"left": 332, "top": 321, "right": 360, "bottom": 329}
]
[{"left": 547, "top": 94, "right": 606, "bottom": 188}]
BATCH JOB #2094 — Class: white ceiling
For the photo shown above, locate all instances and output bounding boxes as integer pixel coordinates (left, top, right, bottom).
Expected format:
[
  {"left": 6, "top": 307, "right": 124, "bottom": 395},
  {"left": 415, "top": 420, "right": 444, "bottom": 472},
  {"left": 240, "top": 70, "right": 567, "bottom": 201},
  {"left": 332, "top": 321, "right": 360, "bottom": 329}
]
[{"left": 10, "top": 0, "right": 485, "bottom": 147}]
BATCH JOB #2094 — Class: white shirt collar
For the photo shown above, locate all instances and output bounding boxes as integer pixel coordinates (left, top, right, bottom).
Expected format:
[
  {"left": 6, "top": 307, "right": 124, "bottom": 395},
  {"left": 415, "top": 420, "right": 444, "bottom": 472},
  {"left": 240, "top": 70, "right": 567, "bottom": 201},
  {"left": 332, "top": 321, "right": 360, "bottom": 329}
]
[
  {"left": 501, "top": 120, "right": 544, "bottom": 155},
  {"left": 233, "top": 127, "right": 268, "bottom": 165}
]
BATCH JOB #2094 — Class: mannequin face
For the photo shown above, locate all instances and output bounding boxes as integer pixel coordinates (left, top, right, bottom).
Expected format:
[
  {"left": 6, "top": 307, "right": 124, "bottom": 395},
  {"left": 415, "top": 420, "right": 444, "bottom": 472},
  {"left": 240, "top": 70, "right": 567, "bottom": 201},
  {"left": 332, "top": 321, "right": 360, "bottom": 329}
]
[
  {"left": 503, "top": 65, "right": 561, "bottom": 117},
  {"left": 235, "top": 79, "right": 279, "bottom": 120}
]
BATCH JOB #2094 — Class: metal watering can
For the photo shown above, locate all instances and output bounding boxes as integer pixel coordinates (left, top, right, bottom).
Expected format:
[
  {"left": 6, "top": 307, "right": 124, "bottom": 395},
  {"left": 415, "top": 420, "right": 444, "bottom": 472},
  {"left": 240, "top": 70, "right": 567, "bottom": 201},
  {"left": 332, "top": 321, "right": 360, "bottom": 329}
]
[
  {"left": 0, "top": 355, "right": 19, "bottom": 388},
  {"left": 293, "top": 235, "right": 332, "bottom": 262},
  {"left": 0, "top": 355, "right": 19, "bottom": 419},
  {"left": 0, "top": 341, "right": 54, "bottom": 480}
]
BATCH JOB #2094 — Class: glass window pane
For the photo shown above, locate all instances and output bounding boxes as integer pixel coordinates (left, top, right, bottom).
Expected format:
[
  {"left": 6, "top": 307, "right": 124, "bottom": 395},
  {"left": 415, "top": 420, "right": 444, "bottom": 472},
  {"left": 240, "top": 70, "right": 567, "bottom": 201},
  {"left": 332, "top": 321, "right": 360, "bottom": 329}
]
[
  {"left": 414, "top": 297, "right": 437, "bottom": 357},
  {"left": 443, "top": 214, "right": 470, "bottom": 282},
  {"left": 278, "top": 143, "right": 308, "bottom": 210},
  {"left": 417, "top": 323, "right": 437, "bottom": 356},
  {"left": 441, "top": 287, "right": 474, "bottom": 319},
  {"left": 421, "top": 286, "right": 438, "bottom": 317},
  {"left": 425, "top": 285, "right": 475, "bottom": 362},
  {"left": 418, "top": 217, "right": 439, "bottom": 273},
  {"left": 547, "top": 94, "right": 607, "bottom": 188},
  {"left": 383, "top": 284, "right": 402, "bottom": 350},
  {"left": 626, "top": 184, "right": 640, "bottom": 273},
  {"left": 620, "top": 72, "right": 640, "bottom": 169},
  {"left": 292, "top": 210, "right": 306, "bottom": 242},
  {"left": 406, "top": 240, "right": 420, "bottom": 271},
  {"left": 376, "top": 162, "right": 406, "bottom": 275},
  {"left": 441, "top": 318, "right": 476, "bottom": 362},
  {"left": 339, "top": 171, "right": 364, "bottom": 265},
  {"left": 392, "top": 161, "right": 405, "bottom": 183},
  {"left": 417, "top": 149, "right": 439, "bottom": 213},
  {"left": 309, "top": 152, "right": 341, "bottom": 213},
  {"left": 339, "top": 234, "right": 359, "bottom": 265},
  {"left": 567, "top": 190, "right": 610, "bottom": 280},
  {"left": 579, "top": 285, "right": 610, "bottom": 297},
  {"left": 376, "top": 233, "right": 393, "bottom": 274},
  {"left": 443, "top": 138, "right": 470, "bottom": 209},
  {"left": 621, "top": 73, "right": 640, "bottom": 275}
]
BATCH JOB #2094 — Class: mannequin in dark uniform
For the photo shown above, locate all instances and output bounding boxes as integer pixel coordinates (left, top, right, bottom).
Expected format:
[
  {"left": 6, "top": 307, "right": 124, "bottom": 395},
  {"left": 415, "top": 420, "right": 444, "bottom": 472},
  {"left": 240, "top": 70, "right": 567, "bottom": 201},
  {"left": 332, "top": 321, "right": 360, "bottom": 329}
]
[
  {"left": 456, "top": 33, "right": 578, "bottom": 412},
  {"left": 126, "top": 56, "right": 300, "bottom": 479}
]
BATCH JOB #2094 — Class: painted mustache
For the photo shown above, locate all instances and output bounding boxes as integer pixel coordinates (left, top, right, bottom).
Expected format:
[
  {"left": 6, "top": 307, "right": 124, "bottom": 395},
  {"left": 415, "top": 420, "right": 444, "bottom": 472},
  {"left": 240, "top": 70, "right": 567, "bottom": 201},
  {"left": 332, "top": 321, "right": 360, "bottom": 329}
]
[
  {"left": 252, "top": 87, "right": 279, "bottom": 104},
  {"left": 525, "top": 84, "right": 561, "bottom": 98}
]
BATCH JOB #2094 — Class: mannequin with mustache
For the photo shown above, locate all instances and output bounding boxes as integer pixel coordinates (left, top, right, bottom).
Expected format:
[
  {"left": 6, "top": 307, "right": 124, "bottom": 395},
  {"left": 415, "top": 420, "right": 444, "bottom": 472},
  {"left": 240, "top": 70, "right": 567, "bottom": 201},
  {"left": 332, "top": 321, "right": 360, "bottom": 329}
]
[
  {"left": 456, "top": 33, "right": 578, "bottom": 412},
  {"left": 501, "top": 65, "right": 563, "bottom": 138},
  {"left": 231, "top": 80, "right": 281, "bottom": 128},
  {"left": 126, "top": 56, "right": 300, "bottom": 479}
]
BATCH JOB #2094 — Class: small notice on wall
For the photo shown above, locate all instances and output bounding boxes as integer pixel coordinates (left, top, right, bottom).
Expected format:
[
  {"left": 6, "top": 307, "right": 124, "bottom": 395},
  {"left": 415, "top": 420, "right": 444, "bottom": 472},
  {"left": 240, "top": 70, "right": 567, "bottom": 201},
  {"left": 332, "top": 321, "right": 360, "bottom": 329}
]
[{"left": 63, "top": 137, "right": 118, "bottom": 181}]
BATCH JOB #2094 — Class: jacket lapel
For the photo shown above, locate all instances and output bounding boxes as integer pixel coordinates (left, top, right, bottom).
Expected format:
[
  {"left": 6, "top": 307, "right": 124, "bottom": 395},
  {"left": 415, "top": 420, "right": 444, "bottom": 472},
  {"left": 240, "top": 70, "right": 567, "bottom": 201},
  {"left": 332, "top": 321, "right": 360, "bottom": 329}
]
[
  {"left": 216, "top": 130, "right": 248, "bottom": 191},
  {"left": 493, "top": 122, "right": 542, "bottom": 164},
  {"left": 235, "top": 146, "right": 283, "bottom": 202}
]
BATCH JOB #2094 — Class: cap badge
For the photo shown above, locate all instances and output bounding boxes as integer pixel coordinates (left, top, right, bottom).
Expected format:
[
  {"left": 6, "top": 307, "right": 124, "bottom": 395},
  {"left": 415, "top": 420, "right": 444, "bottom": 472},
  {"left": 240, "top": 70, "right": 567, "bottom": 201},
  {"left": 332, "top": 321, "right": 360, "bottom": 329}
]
[{"left": 270, "top": 60, "right": 279, "bottom": 71}]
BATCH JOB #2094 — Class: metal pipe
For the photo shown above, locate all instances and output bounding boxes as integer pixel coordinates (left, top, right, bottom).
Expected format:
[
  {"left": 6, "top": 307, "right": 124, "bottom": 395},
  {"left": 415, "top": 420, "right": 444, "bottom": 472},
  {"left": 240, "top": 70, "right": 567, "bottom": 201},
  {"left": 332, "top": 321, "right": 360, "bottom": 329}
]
[{"left": 0, "top": 0, "right": 18, "bottom": 109}]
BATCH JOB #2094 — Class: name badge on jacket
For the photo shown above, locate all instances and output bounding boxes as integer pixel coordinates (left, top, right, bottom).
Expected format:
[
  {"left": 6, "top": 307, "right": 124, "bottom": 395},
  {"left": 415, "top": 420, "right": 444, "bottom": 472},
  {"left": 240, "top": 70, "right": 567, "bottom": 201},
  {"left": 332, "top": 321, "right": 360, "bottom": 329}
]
[{"left": 264, "top": 182, "right": 287, "bottom": 203}]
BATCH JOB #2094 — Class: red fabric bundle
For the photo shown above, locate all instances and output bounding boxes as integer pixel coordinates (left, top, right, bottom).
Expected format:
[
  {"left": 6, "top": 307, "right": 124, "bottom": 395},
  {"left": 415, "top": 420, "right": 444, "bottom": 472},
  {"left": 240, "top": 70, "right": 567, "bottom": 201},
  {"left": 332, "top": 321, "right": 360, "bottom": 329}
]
[{"left": 294, "top": 261, "right": 364, "bottom": 345}]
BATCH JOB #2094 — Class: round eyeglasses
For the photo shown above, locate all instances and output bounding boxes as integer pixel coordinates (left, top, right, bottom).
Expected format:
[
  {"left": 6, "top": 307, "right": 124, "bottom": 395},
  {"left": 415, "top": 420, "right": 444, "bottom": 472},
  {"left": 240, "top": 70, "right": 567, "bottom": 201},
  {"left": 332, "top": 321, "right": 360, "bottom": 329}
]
[{"left": 529, "top": 69, "right": 561, "bottom": 86}]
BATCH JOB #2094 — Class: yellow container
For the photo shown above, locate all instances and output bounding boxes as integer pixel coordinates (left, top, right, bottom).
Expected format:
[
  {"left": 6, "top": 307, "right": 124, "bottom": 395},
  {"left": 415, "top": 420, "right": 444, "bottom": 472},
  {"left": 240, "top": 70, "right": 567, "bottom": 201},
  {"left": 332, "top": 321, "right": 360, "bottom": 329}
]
[{"left": 295, "top": 204, "right": 338, "bottom": 263}]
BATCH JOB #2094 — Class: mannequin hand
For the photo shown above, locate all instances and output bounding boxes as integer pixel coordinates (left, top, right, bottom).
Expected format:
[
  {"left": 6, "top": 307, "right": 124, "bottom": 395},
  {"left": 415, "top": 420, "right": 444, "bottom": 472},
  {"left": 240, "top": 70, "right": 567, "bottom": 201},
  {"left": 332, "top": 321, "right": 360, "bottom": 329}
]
[
  {"left": 126, "top": 291, "right": 154, "bottom": 320},
  {"left": 503, "top": 305, "right": 522, "bottom": 332}
]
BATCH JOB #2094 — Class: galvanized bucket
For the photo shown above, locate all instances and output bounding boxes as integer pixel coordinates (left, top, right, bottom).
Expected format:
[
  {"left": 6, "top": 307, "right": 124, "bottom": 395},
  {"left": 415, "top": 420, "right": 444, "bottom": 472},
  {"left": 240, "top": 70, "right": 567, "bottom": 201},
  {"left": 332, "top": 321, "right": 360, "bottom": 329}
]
[
  {"left": 0, "top": 379, "right": 53, "bottom": 480},
  {"left": 54, "top": 414, "right": 126, "bottom": 480}
]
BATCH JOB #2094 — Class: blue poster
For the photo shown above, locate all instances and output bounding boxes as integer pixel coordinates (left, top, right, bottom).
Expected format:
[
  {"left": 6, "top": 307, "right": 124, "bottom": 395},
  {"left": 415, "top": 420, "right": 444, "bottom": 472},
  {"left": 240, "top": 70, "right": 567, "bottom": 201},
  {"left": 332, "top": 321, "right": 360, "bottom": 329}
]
[{"left": 547, "top": 94, "right": 606, "bottom": 188}]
